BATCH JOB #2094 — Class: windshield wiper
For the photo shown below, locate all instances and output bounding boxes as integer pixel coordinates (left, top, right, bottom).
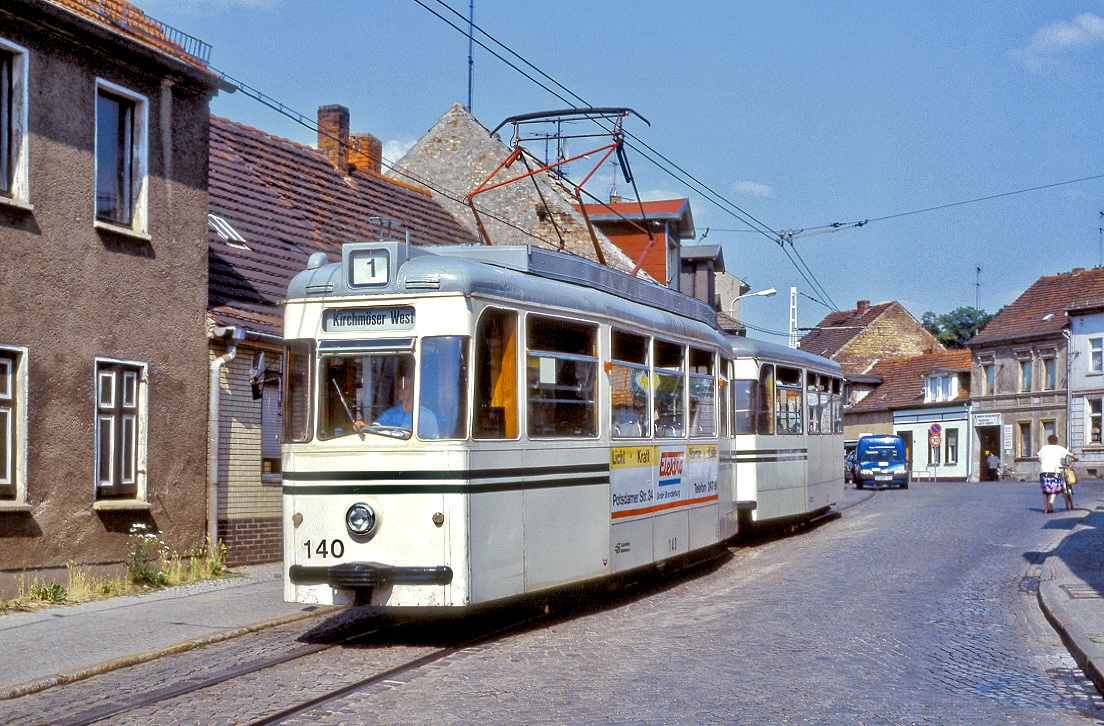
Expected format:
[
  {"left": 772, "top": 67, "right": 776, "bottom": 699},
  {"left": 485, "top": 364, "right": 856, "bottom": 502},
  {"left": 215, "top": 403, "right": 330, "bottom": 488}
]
[{"left": 330, "top": 379, "right": 365, "bottom": 440}]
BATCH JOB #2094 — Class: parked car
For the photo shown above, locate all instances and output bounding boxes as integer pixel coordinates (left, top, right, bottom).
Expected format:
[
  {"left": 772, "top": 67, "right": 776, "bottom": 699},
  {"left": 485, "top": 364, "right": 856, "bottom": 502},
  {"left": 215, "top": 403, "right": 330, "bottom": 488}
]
[
  {"left": 844, "top": 450, "right": 855, "bottom": 483},
  {"left": 853, "top": 435, "right": 910, "bottom": 489}
]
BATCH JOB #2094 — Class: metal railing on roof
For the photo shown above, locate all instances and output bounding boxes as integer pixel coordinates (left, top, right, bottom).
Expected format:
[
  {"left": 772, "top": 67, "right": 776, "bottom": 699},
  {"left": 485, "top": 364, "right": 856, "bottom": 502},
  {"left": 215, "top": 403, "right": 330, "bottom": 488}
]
[{"left": 71, "top": 0, "right": 212, "bottom": 64}]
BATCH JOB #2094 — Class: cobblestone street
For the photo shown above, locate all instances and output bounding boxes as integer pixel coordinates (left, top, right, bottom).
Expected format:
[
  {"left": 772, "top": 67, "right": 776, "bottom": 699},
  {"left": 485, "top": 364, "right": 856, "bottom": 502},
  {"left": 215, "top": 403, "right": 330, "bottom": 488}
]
[{"left": 9, "top": 480, "right": 1104, "bottom": 725}]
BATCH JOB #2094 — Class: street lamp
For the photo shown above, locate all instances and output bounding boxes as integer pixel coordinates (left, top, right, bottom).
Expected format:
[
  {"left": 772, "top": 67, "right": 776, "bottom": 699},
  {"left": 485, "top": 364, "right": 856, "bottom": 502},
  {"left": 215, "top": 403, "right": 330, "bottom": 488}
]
[{"left": 727, "top": 287, "right": 777, "bottom": 314}]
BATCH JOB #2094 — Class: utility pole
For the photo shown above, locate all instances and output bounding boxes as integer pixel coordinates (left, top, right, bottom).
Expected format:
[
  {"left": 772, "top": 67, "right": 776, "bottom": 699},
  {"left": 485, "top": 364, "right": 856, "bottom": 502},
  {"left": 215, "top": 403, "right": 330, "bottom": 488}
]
[
  {"left": 466, "top": 0, "right": 475, "bottom": 113},
  {"left": 788, "top": 287, "right": 799, "bottom": 349},
  {"left": 975, "top": 266, "right": 981, "bottom": 311}
]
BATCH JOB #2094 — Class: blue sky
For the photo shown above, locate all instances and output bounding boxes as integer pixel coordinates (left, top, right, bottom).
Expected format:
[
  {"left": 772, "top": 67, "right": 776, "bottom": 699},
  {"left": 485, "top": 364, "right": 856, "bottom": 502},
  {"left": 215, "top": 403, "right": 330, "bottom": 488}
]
[{"left": 144, "top": 0, "right": 1104, "bottom": 342}]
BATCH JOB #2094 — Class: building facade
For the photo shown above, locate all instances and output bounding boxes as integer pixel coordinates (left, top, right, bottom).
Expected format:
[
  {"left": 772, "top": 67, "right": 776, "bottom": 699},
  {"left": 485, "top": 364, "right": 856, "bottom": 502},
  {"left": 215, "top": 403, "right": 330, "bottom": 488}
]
[
  {"left": 844, "top": 351, "right": 972, "bottom": 479},
  {"left": 1066, "top": 303, "right": 1104, "bottom": 479},
  {"left": 0, "top": 0, "right": 225, "bottom": 595},
  {"left": 967, "top": 268, "right": 1104, "bottom": 481}
]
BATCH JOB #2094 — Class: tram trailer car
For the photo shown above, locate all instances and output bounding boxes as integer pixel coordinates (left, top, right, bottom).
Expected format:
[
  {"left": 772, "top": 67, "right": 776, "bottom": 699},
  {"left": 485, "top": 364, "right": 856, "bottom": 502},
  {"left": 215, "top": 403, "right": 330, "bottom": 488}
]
[
  {"left": 724, "top": 337, "right": 845, "bottom": 530},
  {"left": 281, "top": 241, "right": 742, "bottom": 608}
]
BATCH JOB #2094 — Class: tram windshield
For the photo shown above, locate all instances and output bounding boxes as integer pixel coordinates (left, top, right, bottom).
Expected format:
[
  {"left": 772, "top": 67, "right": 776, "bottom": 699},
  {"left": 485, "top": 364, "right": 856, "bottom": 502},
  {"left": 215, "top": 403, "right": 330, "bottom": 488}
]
[{"left": 314, "top": 336, "right": 467, "bottom": 441}]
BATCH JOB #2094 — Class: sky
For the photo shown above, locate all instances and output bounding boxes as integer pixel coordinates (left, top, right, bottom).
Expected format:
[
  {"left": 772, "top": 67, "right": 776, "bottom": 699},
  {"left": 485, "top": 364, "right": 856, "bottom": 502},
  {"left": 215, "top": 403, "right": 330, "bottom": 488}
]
[{"left": 142, "top": 0, "right": 1104, "bottom": 343}]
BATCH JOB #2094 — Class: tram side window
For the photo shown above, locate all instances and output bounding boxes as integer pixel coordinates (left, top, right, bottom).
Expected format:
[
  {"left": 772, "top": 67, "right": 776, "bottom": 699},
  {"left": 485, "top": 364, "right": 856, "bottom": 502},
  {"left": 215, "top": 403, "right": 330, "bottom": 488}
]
[
  {"left": 757, "top": 365, "right": 775, "bottom": 435},
  {"left": 526, "top": 316, "right": 597, "bottom": 438},
  {"left": 654, "top": 340, "right": 685, "bottom": 438},
  {"left": 420, "top": 336, "right": 468, "bottom": 440},
  {"left": 718, "top": 374, "right": 730, "bottom": 437},
  {"left": 284, "top": 340, "right": 313, "bottom": 443},
  {"left": 776, "top": 366, "right": 803, "bottom": 435},
  {"left": 688, "top": 347, "right": 716, "bottom": 436},
  {"left": 831, "top": 377, "right": 843, "bottom": 434},
  {"left": 474, "top": 309, "right": 518, "bottom": 439},
  {"left": 807, "top": 373, "right": 832, "bottom": 435},
  {"left": 732, "top": 379, "right": 756, "bottom": 435},
  {"left": 610, "top": 330, "right": 649, "bottom": 438}
]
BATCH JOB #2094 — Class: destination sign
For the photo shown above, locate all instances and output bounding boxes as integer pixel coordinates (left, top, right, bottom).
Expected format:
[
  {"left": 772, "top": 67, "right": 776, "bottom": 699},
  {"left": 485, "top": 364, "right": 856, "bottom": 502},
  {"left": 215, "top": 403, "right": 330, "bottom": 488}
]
[{"left": 323, "top": 307, "right": 415, "bottom": 332}]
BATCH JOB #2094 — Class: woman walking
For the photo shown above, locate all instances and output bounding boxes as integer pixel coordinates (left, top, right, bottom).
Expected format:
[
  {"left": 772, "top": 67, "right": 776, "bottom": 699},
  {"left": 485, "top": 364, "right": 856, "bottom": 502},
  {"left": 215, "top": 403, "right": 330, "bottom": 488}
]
[{"left": 1037, "top": 434, "right": 1077, "bottom": 514}]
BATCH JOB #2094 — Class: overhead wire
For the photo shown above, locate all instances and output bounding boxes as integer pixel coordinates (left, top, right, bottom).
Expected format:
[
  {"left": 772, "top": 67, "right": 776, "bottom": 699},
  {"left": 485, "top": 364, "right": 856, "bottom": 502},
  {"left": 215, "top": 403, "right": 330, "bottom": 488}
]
[
  {"left": 417, "top": 0, "right": 842, "bottom": 307},
  {"left": 208, "top": 65, "right": 564, "bottom": 249},
  {"left": 798, "top": 173, "right": 1104, "bottom": 233}
]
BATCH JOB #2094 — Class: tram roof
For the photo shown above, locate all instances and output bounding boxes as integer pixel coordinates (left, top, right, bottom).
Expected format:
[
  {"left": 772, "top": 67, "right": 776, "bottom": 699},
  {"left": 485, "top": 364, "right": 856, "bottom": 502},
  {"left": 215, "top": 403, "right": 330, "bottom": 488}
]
[
  {"left": 288, "top": 242, "right": 727, "bottom": 345},
  {"left": 727, "top": 335, "right": 842, "bottom": 375}
]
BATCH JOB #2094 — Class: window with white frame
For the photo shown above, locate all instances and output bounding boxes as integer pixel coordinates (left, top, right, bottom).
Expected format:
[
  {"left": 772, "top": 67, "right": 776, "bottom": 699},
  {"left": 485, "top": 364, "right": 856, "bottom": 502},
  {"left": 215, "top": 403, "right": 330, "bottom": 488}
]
[
  {"left": 95, "top": 360, "right": 146, "bottom": 499},
  {"left": 0, "top": 347, "right": 25, "bottom": 501},
  {"left": 924, "top": 374, "right": 956, "bottom": 403},
  {"left": 0, "top": 39, "right": 28, "bottom": 205},
  {"left": 1089, "top": 398, "right": 1102, "bottom": 445},
  {"left": 1091, "top": 338, "right": 1103, "bottom": 374},
  {"left": 95, "top": 80, "right": 147, "bottom": 231},
  {"left": 944, "top": 428, "right": 958, "bottom": 465}
]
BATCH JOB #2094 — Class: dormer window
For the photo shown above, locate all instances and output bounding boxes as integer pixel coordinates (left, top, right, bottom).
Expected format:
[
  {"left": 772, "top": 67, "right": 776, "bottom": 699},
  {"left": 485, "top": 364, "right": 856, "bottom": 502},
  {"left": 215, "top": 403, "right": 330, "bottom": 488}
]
[{"left": 923, "top": 373, "right": 959, "bottom": 403}]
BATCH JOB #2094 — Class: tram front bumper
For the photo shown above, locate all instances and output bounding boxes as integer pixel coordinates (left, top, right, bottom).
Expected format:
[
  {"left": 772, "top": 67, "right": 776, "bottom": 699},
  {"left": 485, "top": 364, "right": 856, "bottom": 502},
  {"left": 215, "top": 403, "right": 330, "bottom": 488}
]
[{"left": 289, "top": 562, "right": 454, "bottom": 590}]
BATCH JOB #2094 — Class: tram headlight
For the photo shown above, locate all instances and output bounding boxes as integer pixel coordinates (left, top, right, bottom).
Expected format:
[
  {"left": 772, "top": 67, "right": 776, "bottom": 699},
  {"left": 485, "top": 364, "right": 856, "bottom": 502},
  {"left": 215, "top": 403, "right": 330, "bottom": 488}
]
[{"left": 345, "top": 502, "right": 378, "bottom": 538}]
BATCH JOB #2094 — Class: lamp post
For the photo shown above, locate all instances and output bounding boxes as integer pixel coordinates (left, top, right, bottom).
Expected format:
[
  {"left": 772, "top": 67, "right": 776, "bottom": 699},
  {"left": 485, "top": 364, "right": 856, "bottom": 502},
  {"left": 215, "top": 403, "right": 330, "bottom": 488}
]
[{"left": 727, "top": 287, "right": 777, "bottom": 315}]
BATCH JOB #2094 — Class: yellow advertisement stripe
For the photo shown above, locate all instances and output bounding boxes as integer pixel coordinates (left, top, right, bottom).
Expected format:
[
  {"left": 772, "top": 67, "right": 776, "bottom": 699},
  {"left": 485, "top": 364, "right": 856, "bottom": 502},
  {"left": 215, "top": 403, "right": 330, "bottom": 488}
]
[{"left": 611, "top": 446, "right": 658, "bottom": 469}]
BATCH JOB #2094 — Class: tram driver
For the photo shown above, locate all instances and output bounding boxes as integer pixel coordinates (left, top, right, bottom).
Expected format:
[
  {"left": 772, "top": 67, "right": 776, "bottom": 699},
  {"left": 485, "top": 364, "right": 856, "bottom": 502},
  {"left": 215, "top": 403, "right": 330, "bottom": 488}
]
[{"left": 369, "top": 367, "right": 439, "bottom": 438}]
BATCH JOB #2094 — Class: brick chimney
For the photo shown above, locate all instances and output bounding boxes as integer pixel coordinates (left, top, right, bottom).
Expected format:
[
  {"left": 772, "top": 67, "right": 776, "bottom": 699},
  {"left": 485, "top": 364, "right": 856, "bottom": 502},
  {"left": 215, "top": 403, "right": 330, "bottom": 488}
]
[
  {"left": 349, "top": 132, "right": 382, "bottom": 174},
  {"left": 856, "top": 300, "right": 870, "bottom": 315},
  {"left": 318, "top": 104, "right": 350, "bottom": 172}
]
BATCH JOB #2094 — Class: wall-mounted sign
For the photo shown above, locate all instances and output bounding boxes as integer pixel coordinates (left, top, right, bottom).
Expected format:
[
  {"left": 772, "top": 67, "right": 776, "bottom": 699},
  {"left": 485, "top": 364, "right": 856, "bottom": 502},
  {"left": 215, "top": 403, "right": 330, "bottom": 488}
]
[{"left": 972, "top": 412, "right": 1002, "bottom": 427}]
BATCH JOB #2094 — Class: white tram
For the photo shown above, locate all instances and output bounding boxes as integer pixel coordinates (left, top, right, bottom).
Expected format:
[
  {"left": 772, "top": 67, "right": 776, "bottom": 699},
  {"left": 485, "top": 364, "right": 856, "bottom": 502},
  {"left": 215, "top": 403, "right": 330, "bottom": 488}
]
[
  {"left": 724, "top": 337, "right": 845, "bottom": 528},
  {"left": 281, "top": 240, "right": 735, "bottom": 607},
  {"left": 280, "top": 241, "right": 842, "bottom": 608}
]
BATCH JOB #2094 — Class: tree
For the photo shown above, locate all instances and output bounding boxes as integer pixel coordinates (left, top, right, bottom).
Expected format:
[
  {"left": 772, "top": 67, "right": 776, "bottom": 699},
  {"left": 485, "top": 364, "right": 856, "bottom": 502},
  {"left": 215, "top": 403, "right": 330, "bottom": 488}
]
[{"left": 921, "top": 306, "right": 995, "bottom": 349}]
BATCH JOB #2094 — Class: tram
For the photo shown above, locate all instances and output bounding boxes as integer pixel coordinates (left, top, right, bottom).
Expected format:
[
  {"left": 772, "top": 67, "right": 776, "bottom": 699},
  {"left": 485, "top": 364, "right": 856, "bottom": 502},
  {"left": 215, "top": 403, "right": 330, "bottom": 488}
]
[
  {"left": 280, "top": 240, "right": 842, "bottom": 608},
  {"left": 724, "top": 337, "right": 844, "bottom": 529}
]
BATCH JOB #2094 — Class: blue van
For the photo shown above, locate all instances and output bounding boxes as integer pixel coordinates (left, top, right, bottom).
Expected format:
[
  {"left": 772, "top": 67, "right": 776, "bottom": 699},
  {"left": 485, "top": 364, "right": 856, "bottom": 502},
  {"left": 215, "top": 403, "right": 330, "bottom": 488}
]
[{"left": 853, "top": 435, "right": 910, "bottom": 489}]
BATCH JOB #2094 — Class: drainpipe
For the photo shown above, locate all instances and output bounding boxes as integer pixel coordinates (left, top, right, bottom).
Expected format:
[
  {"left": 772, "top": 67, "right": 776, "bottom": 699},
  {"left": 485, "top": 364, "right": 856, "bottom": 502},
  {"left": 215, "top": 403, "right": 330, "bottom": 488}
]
[
  {"left": 208, "top": 325, "right": 245, "bottom": 552},
  {"left": 964, "top": 401, "right": 973, "bottom": 482},
  {"left": 1063, "top": 328, "right": 1072, "bottom": 447}
]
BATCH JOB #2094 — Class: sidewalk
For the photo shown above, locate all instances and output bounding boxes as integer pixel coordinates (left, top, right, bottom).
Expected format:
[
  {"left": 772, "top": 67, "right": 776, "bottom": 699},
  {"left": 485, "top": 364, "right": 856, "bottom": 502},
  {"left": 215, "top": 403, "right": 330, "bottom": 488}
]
[
  {"left": 1036, "top": 485, "right": 1104, "bottom": 695},
  {"left": 0, "top": 563, "right": 335, "bottom": 699},
  {"left": 1, "top": 488, "right": 1102, "bottom": 701}
]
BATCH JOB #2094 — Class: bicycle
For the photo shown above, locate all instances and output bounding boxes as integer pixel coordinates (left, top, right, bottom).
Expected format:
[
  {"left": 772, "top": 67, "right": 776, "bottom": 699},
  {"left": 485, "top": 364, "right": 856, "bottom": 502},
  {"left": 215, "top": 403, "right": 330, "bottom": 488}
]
[{"left": 1061, "top": 465, "right": 1076, "bottom": 511}]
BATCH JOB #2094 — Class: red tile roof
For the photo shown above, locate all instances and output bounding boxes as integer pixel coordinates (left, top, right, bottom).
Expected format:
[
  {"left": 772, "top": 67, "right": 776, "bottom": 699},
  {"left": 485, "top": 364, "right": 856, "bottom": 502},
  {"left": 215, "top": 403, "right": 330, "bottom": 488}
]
[
  {"left": 848, "top": 349, "right": 972, "bottom": 413},
  {"left": 797, "top": 301, "right": 896, "bottom": 358},
  {"left": 208, "top": 116, "right": 478, "bottom": 335},
  {"left": 48, "top": 0, "right": 212, "bottom": 74},
  {"left": 969, "top": 267, "right": 1104, "bottom": 346}
]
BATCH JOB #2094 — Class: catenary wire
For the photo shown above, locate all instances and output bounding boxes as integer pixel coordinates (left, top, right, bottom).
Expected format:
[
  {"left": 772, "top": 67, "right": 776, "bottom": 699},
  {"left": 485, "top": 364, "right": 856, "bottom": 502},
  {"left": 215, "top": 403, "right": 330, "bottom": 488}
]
[{"left": 414, "top": 0, "right": 843, "bottom": 305}]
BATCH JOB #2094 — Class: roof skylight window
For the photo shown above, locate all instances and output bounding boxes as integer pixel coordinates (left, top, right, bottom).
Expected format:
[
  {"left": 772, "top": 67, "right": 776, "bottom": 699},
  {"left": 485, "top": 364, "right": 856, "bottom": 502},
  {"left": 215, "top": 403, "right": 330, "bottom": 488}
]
[{"left": 208, "top": 214, "right": 249, "bottom": 248}]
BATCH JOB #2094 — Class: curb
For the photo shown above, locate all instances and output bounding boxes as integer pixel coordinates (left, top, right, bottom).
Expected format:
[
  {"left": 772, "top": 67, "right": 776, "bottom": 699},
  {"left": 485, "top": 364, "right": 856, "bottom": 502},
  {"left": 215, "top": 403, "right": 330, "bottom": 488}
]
[
  {"left": 1038, "top": 567, "right": 1104, "bottom": 697},
  {"left": 0, "top": 606, "right": 340, "bottom": 700}
]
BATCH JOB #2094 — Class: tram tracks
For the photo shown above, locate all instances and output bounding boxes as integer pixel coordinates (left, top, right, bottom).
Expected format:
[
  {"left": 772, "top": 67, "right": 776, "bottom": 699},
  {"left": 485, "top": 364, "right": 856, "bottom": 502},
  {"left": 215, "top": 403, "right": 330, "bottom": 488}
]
[
  {"left": 49, "top": 606, "right": 556, "bottom": 726},
  {"left": 38, "top": 552, "right": 735, "bottom": 726}
]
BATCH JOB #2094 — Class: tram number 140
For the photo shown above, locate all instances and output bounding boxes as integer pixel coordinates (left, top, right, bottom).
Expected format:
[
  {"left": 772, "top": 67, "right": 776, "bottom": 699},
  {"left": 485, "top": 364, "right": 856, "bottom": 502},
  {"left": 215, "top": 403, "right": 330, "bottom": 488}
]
[{"left": 304, "top": 539, "right": 345, "bottom": 559}]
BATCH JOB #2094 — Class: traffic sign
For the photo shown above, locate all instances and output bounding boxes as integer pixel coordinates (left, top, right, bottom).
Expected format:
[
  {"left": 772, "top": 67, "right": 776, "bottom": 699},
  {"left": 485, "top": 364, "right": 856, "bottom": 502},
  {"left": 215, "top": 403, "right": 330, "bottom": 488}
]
[{"left": 929, "top": 423, "right": 942, "bottom": 436}]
